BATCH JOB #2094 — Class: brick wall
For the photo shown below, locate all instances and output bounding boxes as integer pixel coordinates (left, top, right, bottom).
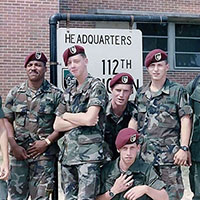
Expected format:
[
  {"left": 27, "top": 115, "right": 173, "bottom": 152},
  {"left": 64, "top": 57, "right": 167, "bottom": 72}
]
[
  {"left": 59, "top": 0, "right": 200, "bottom": 87},
  {"left": 0, "top": 0, "right": 58, "bottom": 102},
  {"left": 1, "top": 0, "right": 200, "bottom": 102},
  {"left": 60, "top": 0, "right": 200, "bottom": 14}
]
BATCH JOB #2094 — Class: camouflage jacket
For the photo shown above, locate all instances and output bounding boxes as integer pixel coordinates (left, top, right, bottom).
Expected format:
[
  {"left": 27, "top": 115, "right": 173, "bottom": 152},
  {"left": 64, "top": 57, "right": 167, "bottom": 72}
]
[
  {"left": 99, "top": 157, "right": 166, "bottom": 200},
  {"left": 105, "top": 100, "right": 137, "bottom": 160},
  {"left": 133, "top": 79, "right": 192, "bottom": 166},
  {"left": 56, "top": 74, "right": 108, "bottom": 165},
  {"left": 4, "top": 79, "right": 62, "bottom": 156},
  {"left": 186, "top": 78, "right": 200, "bottom": 161}
]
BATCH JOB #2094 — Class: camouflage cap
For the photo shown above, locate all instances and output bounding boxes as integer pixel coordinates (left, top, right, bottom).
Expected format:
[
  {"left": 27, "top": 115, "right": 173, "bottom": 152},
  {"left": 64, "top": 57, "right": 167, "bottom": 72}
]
[
  {"left": 110, "top": 73, "right": 134, "bottom": 88},
  {"left": 63, "top": 45, "right": 85, "bottom": 66},
  {"left": 115, "top": 128, "right": 140, "bottom": 150},
  {"left": 145, "top": 49, "right": 167, "bottom": 68},
  {"left": 24, "top": 52, "right": 47, "bottom": 68}
]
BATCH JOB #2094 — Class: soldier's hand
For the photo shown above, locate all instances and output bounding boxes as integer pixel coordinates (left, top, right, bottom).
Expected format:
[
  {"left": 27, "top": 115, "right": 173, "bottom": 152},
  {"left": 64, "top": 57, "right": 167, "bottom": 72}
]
[
  {"left": 187, "top": 150, "right": 192, "bottom": 166},
  {"left": 27, "top": 140, "right": 48, "bottom": 158},
  {"left": 89, "top": 115, "right": 99, "bottom": 126},
  {"left": 124, "top": 185, "right": 147, "bottom": 200},
  {"left": 173, "top": 149, "right": 188, "bottom": 166},
  {"left": 111, "top": 173, "right": 134, "bottom": 195},
  {"left": 12, "top": 145, "right": 29, "bottom": 160},
  {"left": 0, "top": 162, "right": 9, "bottom": 181}
]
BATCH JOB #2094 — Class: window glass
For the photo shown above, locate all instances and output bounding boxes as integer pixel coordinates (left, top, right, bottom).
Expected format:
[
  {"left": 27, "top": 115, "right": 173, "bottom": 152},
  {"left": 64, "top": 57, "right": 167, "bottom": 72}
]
[
  {"left": 176, "top": 54, "right": 200, "bottom": 68},
  {"left": 137, "top": 23, "right": 168, "bottom": 66},
  {"left": 137, "top": 23, "right": 167, "bottom": 36},
  {"left": 176, "top": 24, "right": 200, "bottom": 37},
  {"left": 175, "top": 24, "right": 200, "bottom": 69},
  {"left": 143, "top": 38, "right": 167, "bottom": 51},
  {"left": 176, "top": 39, "right": 200, "bottom": 52}
]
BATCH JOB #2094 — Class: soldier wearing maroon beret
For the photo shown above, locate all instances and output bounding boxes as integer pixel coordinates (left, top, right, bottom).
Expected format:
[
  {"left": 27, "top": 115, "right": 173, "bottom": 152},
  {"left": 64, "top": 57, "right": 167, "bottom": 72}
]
[
  {"left": 129, "top": 48, "right": 193, "bottom": 200},
  {"left": 3, "top": 51, "right": 62, "bottom": 199},
  {"left": 105, "top": 73, "right": 137, "bottom": 160},
  {"left": 54, "top": 45, "right": 108, "bottom": 199},
  {"left": 97, "top": 128, "right": 169, "bottom": 200}
]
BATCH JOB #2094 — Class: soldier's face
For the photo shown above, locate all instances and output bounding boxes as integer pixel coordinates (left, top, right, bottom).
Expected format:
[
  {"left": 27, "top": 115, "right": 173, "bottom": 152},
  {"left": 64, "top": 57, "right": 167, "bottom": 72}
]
[
  {"left": 111, "top": 84, "right": 132, "bottom": 106},
  {"left": 67, "top": 54, "right": 88, "bottom": 79},
  {"left": 119, "top": 143, "right": 140, "bottom": 165},
  {"left": 147, "top": 60, "right": 169, "bottom": 81},
  {"left": 26, "top": 60, "right": 46, "bottom": 82}
]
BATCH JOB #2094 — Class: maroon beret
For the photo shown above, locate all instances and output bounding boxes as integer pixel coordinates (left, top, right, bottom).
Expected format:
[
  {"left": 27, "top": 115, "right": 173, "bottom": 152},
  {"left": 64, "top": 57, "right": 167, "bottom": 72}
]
[
  {"left": 24, "top": 52, "right": 47, "bottom": 68},
  {"left": 145, "top": 49, "right": 167, "bottom": 68},
  {"left": 63, "top": 45, "right": 85, "bottom": 66},
  {"left": 110, "top": 73, "right": 134, "bottom": 88},
  {"left": 115, "top": 128, "right": 140, "bottom": 150}
]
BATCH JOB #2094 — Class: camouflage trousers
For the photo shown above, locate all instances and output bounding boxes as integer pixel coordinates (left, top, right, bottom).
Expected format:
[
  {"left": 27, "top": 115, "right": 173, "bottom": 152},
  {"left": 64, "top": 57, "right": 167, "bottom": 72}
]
[
  {"left": 189, "top": 161, "right": 200, "bottom": 200},
  {"left": 61, "top": 163, "right": 101, "bottom": 200},
  {"left": 8, "top": 156, "right": 56, "bottom": 200},
  {"left": 0, "top": 180, "right": 8, "bottom": 200},
  {"left": 155, "top": 165, "right": 184, "bottom": 200}
]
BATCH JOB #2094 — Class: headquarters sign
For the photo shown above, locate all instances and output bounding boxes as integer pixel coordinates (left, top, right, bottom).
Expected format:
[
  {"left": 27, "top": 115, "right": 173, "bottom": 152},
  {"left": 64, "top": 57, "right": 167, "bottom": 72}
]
[{"left": 57, "top": 28, "right": 143, "bottom": 93}]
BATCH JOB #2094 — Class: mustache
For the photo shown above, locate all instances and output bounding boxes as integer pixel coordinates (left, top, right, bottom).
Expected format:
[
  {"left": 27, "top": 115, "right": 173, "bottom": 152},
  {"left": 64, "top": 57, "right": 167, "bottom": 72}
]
[{"left": 29, "top": 69, "right": 38, "bottom": 73}]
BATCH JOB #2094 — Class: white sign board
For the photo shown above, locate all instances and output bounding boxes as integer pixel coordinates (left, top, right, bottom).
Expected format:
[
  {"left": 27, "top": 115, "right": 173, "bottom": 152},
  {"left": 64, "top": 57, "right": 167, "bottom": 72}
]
[{"left": 57, "top": 28, "right": 143, "bottom": 94}]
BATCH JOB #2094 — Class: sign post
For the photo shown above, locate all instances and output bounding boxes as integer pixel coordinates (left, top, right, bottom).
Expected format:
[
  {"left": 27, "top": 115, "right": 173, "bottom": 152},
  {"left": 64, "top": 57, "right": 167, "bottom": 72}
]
[{"left": 57, "top": 28, "right": 143, "bottom": 94}]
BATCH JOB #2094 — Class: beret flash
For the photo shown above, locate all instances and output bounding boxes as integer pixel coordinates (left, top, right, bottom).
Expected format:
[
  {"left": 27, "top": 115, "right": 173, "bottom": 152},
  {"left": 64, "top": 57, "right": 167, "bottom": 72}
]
[
  {"left": 145, "top": 49, "right": 167, "bottom": 68},
  {"left": 110, "top": 73, "right": 134, "bottom": 88},
  {"left": 63, "top": 45, "right": 85, "bottom": 66},
  {"left": 115, "top": 128, "right": 140, "bottom": 150},
  {"left": 24, "top": 52, "right": 47, "bottom": 68}
]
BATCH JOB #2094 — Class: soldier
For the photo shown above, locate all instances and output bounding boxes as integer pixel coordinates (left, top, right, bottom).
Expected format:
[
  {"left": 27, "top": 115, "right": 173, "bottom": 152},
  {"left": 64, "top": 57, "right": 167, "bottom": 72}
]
[
  {"left": 53, "top": 45, "right": 108, "bottom": 199},
  {"left": 186, "top": 77, "right": 200, "bottom": 200},
  {"left": 129, "top": 49, "right": 193, "bottom": 200},
  {"left": 96, "top": 128, "right": 169, "bottom": 200},
  {"left": 105, "top": 72, "right": 137, "bottom": 160},
  {"left": 0, "top": 96, "right": 9, "bottom": 200},
  {"left": 3, "top": 52, "right": 62, "bottom": 200}
]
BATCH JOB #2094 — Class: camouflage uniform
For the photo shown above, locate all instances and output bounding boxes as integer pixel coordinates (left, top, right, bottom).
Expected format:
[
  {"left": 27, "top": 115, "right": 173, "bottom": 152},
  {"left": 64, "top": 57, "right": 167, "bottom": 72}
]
[
  {"left": 99, "top": 157, "right": 166, "bottom": 200},
  {"left": 132, "top": 78, "right": 192, "bottom": 200},
  {"left": 187, "top": 79, "right": 200, "bottom": 200},
  {"left": 0, "top": 96, "right": 8, "bottom": 200},
  {"left": 105, "top": 100, "right": 137, "bottom": 160},
  {"left": 56, "top": 74, "right": 108, "bottom": 200},
  {"left": 3, "top": 79, "right": 62, "bottom": 200}
]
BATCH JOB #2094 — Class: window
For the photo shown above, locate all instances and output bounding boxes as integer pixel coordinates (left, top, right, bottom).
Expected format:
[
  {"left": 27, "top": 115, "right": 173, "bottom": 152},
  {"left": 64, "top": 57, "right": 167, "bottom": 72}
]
[
  {"left": 137, "top": 23, "right": 168, "bottom": 66},
  {"left": 137, "top": 22, "right": 200, "bottom": 70},
  {"left": 175, "top": 24, "right": 200, "bottom": 69}
]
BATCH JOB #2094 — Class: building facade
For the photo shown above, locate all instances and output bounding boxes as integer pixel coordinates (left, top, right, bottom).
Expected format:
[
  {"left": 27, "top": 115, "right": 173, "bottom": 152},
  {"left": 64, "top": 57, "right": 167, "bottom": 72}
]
[{"left": 1, "top": 0, "right": 200, "bottom": 101}]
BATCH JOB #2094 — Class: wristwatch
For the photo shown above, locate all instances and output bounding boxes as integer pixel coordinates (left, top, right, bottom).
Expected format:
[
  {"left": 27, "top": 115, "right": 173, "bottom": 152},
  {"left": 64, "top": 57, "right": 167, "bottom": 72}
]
[
  {"left": 108, "top": 189, "right": 115, "bottom": 198},
  {"left": 180, "top": 146, "right": 189, "bottom": 151},
  {"left": 44, "top": 138, "right": 51, "bottom": 145}
]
